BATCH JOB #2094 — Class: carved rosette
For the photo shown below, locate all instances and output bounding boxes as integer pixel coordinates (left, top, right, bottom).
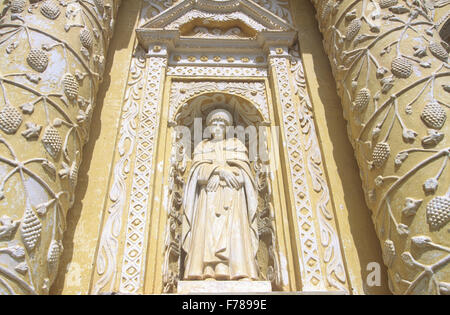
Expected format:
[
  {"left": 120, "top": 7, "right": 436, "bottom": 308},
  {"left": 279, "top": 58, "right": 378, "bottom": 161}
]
[
  {"left": 312, "top": 0, "right": 450, "bottom": 294},
  {"left": 0, "top": 0, "right": 120, "bottom": 294}
]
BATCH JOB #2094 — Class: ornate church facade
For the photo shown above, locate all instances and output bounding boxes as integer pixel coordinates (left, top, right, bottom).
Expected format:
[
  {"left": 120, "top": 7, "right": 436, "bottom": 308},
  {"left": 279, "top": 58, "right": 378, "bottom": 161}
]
[{"left": 0, "top": 0, "right": 448, "bottom": 295}]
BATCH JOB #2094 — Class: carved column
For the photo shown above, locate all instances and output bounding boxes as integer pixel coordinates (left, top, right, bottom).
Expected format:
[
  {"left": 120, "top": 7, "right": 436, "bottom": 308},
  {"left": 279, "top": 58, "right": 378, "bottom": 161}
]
[
  {"left": 268, "top": 45, "right": 348, "bottom": 292},
  {"left": 0, "top": 0, "right": 120, "bottom": 294},
  {"left": 311, "top": 0, "right": 449, "bottom": 294}
]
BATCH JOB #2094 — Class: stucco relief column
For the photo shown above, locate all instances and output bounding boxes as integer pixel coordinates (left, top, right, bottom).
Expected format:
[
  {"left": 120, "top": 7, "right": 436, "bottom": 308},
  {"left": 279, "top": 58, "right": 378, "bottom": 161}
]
[
  {"left": 268, "top": 46, "right": 348, "bottom": 292},
  {"left": 117, "top": 43, "right": 167, "bottom": 294},
  {"left": 0, "top": 0, "right": 120, "bottom": 295},
  {"left": 311, "top": 0, "right": 449, "bottom": 294}
]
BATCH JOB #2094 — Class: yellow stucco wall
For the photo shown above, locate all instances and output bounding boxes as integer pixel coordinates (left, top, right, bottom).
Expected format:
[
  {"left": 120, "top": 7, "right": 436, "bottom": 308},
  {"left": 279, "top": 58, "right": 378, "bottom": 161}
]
[{"left": 51, "top": 0, "right": 390, "bottom": 295}]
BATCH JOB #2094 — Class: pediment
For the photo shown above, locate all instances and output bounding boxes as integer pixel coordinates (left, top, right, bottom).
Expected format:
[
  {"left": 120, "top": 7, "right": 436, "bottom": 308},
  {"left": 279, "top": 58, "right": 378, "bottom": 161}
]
[{"left": 136, "top": 0, "right": 297, "bottom": 51}]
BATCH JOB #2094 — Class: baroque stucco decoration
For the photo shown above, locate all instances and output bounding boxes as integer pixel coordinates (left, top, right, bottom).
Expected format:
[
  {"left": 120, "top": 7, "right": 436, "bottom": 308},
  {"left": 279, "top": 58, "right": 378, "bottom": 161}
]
[
  {"left": 313, "top": 0, "right": 449, "bottom": 294},
  {"left": 0, "top": 0, "right": 121, "bottom": 295},
  {"left": 108, "top": 0, "right": 349, "bottom": 294},
  {"left": 8, "top": 0, "right": 446, "bottom": 295}
]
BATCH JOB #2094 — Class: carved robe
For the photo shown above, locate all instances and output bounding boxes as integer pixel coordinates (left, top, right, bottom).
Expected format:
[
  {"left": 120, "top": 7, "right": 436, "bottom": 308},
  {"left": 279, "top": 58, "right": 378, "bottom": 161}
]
[{"left": 182, "top": 138, "right": 259, "bottom": 280}]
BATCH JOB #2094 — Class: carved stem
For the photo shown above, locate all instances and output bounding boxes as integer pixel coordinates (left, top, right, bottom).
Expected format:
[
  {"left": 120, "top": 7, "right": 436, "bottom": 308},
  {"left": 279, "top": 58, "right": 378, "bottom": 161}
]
[
  {"left": 311, "top": 0, "right": 449, "bottom": 294},
  {"left": 0, "top": 0, "right": 121, "bottom": 295}
]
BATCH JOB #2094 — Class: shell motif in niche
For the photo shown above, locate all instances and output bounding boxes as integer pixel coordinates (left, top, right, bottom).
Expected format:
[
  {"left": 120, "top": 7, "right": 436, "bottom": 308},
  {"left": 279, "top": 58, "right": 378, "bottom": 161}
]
[
  {"left": 80, "top": 28, "right": 94, "bottom": 50},
  {"left": 21, "top": 206, "right": 42, "bottom": 252},
  {"left": 429, "top": 42, "right": 448, "bottom": 61},
  {"left": 379, "top": 0, "right": 398, "bottom": 8},
  {"left": 63, "top": 73, "right": 79, "bottom": 101},
  {"left": 42, "top": 126, "right": 63, "bottom": 159},
  {"left": 391, "top": 57, "right": 412, "bottom": 79},
  {"left": 346, "top": 19, "right": 361, "bottom": 41},
  {"left": 421, "top": 102, "right": 447, "bottom": 129},
  {"left": 372, "top": 142, "right": 390, "bottom": 168},
  {"left": 426, "top": 196, "right": 450, "bottom": 230},
  {"left": 0, "top": 104, "right": 23, "bottom": 134},
  {"left": 40, "top": 0, "right": 61, "bottom": 20},
  {"left": 10, "top": 0, "right": 26, "bottom": 13},
  {"left": 353, "top": 88, "right": 370, "bottom": 111},
  {"left": 27, "top": 49, "right": 49, "bottom": 73}
]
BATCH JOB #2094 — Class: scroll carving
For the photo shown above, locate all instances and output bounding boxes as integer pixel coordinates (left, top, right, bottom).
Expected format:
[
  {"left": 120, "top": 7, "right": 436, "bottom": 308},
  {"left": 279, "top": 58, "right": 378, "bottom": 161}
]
[{"left": 93, "top": 0, "right": 182, "bottom": 295}]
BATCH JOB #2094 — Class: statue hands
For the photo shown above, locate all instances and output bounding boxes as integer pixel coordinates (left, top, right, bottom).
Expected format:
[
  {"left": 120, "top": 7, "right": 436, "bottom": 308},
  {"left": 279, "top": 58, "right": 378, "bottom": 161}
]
[
  {"left": 208, "top": 167, "right": 242, "bottom": 191},
  {"left": 206, "top": 175, "right": 220, "bottom": 192},
  {"left": 219, "top": 167, "right": 241, "bottom": 190}
]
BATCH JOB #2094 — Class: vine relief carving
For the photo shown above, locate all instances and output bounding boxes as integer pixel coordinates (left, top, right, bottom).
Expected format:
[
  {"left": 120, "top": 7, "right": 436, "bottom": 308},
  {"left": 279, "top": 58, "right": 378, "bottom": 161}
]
[
  {"left": 313, "top": 0, "right": 449, "bottom": 294},
  {"left": 0, "top": 0, "right": 118, "bottom": 295}
]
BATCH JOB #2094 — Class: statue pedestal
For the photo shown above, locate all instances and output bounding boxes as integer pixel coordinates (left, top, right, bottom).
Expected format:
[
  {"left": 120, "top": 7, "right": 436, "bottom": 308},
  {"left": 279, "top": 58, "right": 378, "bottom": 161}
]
[{"left": 177, "top": 281, "right": 272, "bottom": 294}]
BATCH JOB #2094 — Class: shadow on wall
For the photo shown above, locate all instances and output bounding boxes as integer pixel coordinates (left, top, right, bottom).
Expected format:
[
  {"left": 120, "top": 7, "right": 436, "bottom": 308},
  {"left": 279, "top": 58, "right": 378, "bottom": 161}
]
[
  {"left": 291, "top": 0, "right": 391, "bottom": 295},
  {"left": 50, "top": 1, "right": 139, "bottom": 295}
]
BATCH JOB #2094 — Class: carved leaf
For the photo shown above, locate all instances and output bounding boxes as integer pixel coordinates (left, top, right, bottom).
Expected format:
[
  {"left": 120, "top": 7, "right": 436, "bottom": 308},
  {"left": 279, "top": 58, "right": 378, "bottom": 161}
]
[
  {"left": 422, "top": 129, "right": 444, "bottom": 147},
  {"left": 395, "top": 151, "right": 409, "bottom": 166},
  {"left": 401, "top": 252, "right": 416, "bottom": 267},
  {"left": 21, "top": 122, "right": 42, "bottom": 140},
  {"left": 411, "top": 236, "right": 432, "bottom": 248},
  {"left": 15, "top": 262, "right": 28, "bottom": 275},
  {"left": 423, "top": 178, "right": 438, "bottom": 194},
  {"left": 41, "top": 160, "right": 56, "bottom": 178},
  {"left": 397, "top": 224, "right": 410, "bottom": 236},
  {"left": 402, "top": 198, "right": 422, "bottom": 217},
  {"left": 0, "top": 215, "right": 20, "bottom": 241},
  {"left": 402, "top": 129, "right": 417, "bottom": 143},
  {"left": 389, "top": 5, "right": 410, "bottom": 14},
  {"left": 20, "top": 103, "right": 35, "bottom": 115}
]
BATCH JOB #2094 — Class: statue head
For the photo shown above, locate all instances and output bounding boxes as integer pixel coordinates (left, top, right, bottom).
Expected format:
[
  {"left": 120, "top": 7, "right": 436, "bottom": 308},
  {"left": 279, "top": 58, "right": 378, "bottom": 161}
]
[{"left": 206, "top": 109, "right": 233, "bottom": 140}]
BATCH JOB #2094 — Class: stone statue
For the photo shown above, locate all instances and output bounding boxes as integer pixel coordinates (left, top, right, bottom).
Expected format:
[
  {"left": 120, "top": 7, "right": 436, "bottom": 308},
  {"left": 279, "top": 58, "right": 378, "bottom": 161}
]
[{"left": 181, "top": 109, "right": 260, "bottom": 281}]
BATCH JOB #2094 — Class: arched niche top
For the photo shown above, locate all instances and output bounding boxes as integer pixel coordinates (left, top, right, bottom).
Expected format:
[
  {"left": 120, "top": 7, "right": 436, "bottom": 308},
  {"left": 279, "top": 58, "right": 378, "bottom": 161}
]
[
  {"left": 172, "top": 93, "right": 266, "bottom": 129},
  {"left": 169, "top": 81, "right": 271, "bottom": 127}
]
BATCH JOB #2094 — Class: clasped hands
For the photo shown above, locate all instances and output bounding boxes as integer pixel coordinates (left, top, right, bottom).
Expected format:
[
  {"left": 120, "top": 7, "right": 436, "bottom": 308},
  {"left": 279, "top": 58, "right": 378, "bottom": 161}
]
[{"left": 206, "top": 167, "right": 241, "bottom": 192}]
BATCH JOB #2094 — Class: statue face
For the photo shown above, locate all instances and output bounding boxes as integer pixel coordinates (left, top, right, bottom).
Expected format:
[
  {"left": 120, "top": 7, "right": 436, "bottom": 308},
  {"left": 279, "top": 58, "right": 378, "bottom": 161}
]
[{"left": 210, "top": 120, "right": 226, "bottom": 140}]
